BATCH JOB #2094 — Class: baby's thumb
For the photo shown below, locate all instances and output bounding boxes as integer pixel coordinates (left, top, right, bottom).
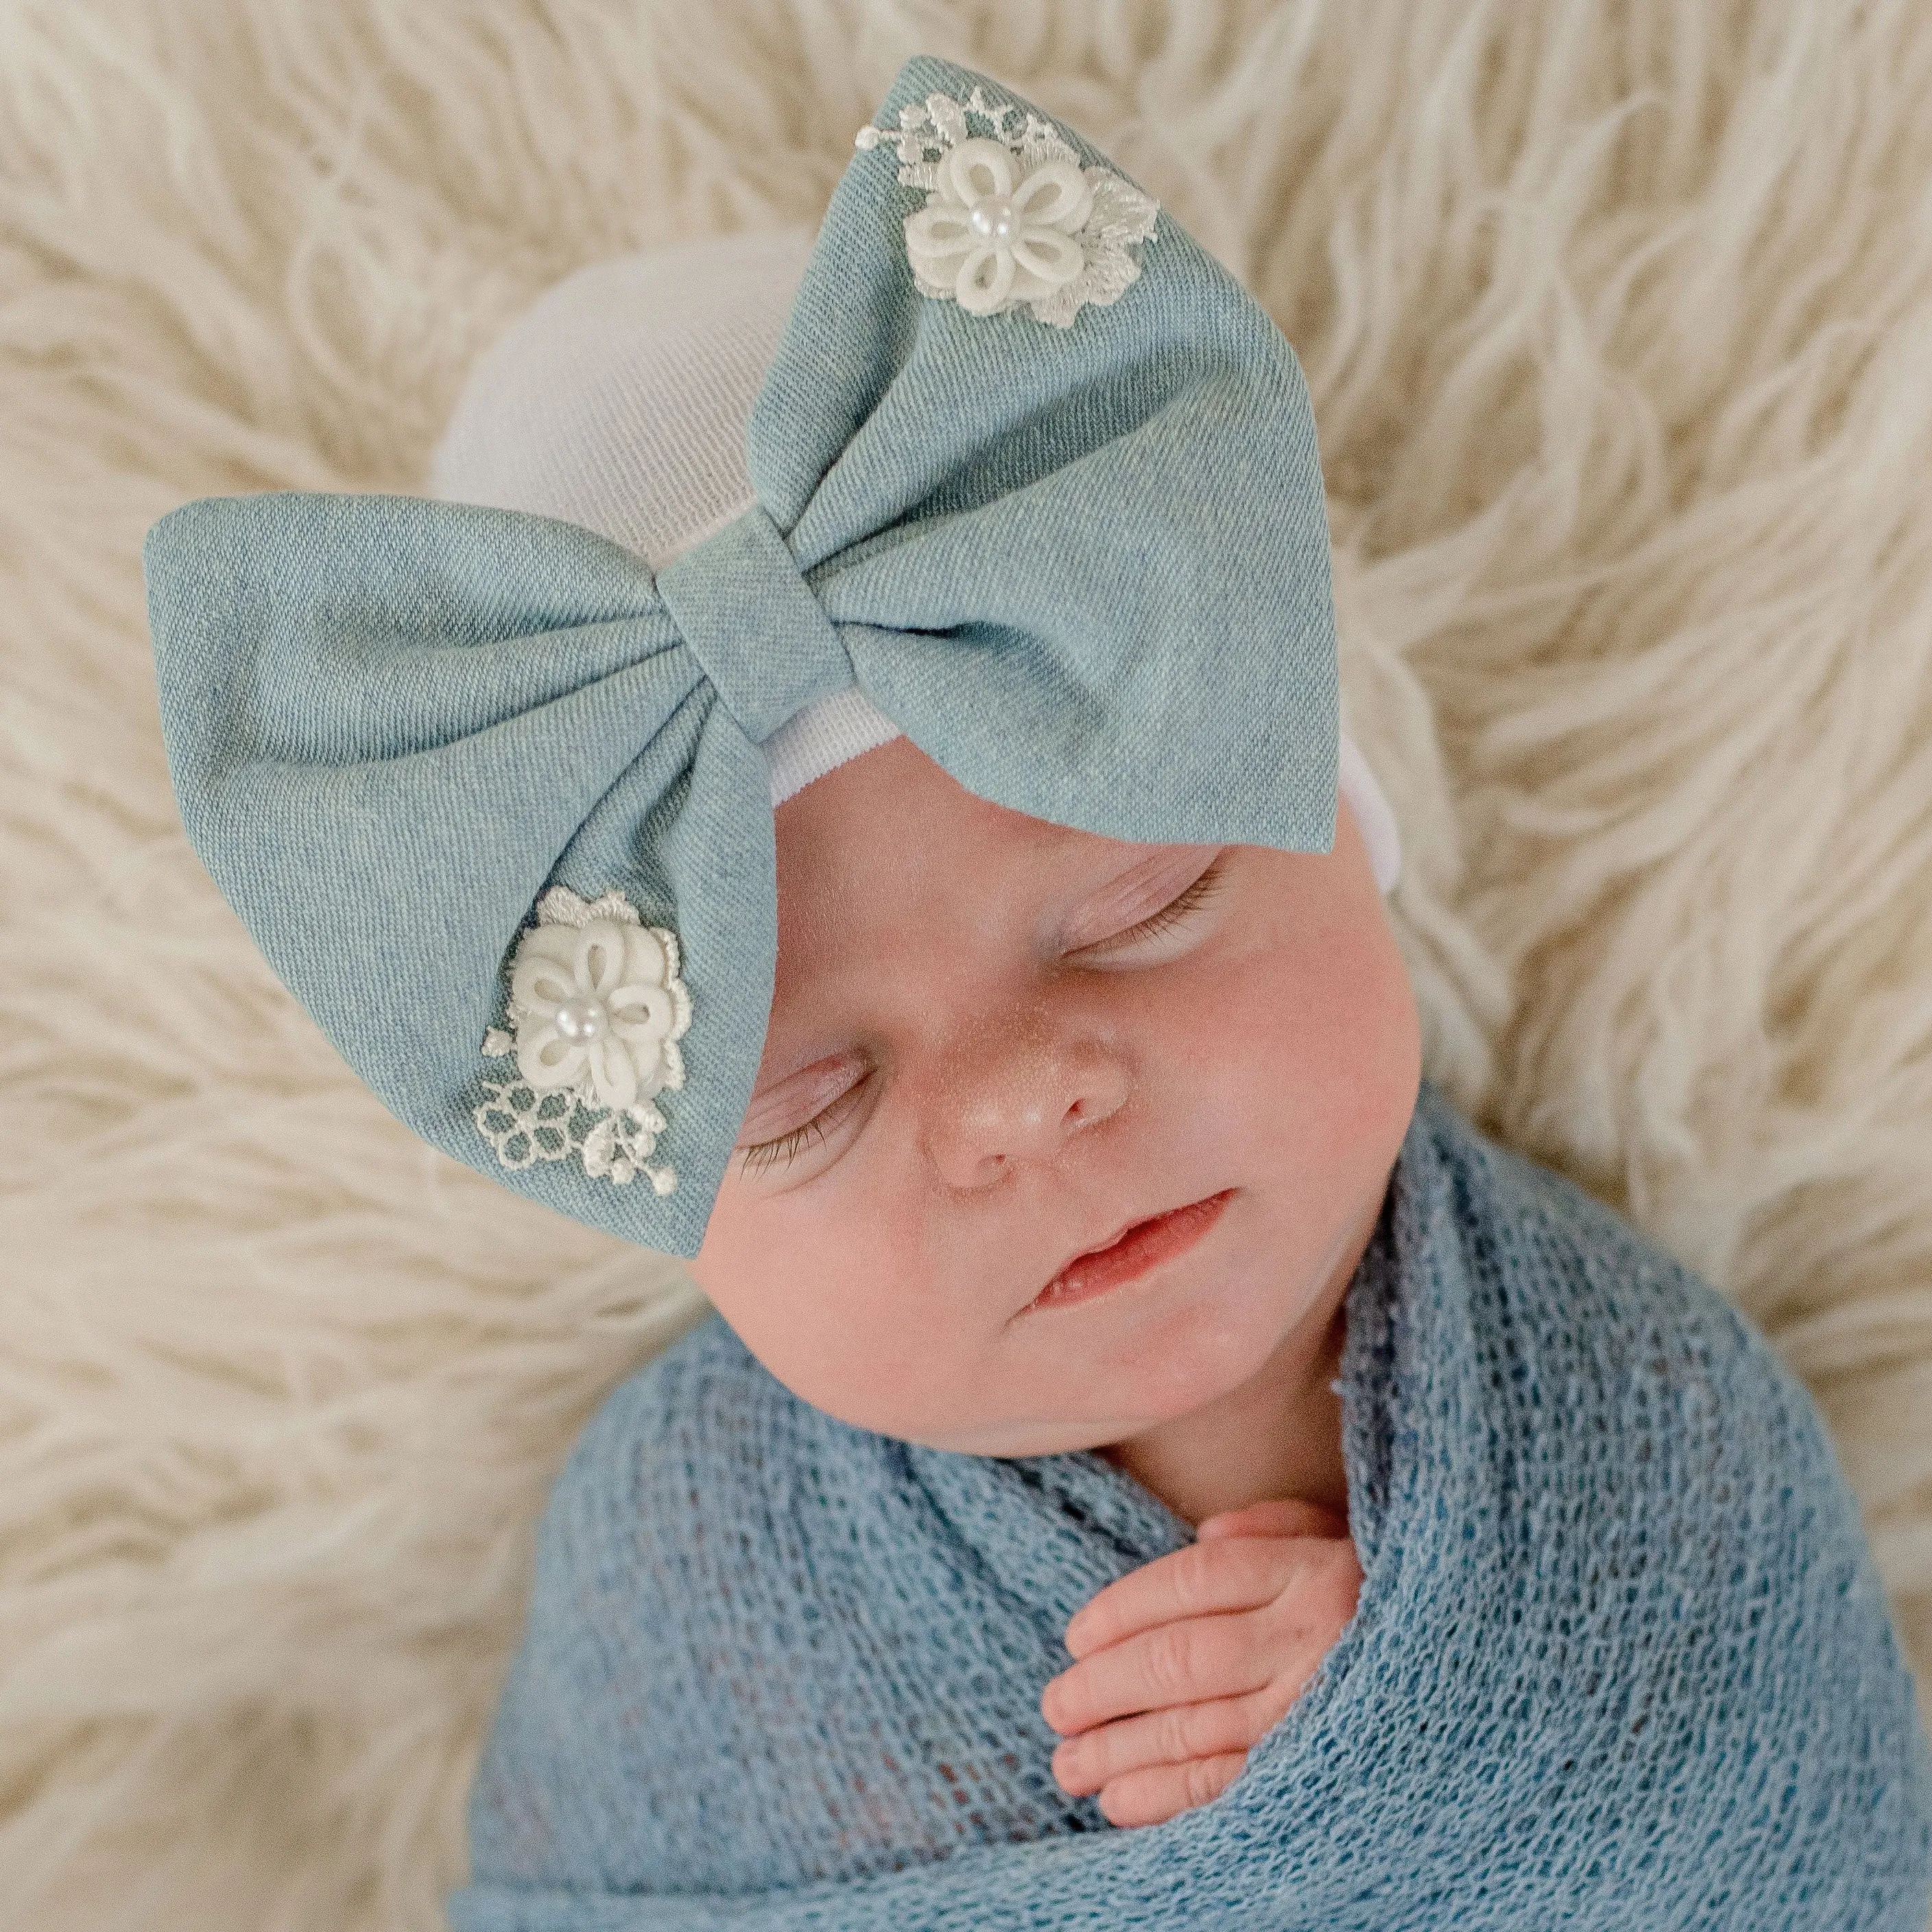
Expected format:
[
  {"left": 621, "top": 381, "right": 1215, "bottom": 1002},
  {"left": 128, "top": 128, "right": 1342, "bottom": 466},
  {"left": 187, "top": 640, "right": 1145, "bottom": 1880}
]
[{"left": 1196, "top": 1497, "right": 1347, "bottom": 1542}]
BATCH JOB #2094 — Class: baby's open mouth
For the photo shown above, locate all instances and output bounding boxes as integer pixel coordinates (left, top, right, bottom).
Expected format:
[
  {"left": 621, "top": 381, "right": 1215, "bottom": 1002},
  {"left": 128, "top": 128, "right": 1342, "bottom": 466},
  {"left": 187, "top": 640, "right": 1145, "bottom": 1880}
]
[{"left": 1023, "top": 1190, "right": 1236, "bottom": 1315}]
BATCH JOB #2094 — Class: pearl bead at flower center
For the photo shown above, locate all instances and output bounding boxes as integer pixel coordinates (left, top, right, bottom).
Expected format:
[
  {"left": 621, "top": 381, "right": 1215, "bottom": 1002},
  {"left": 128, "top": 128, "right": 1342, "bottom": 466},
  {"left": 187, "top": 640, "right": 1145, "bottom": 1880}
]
[
  {"left": 554, "top": 995, "right": 609, "bottom": 1042},
  {"left": 968, "top": 195, "right": 1018, "bottom": 242}
]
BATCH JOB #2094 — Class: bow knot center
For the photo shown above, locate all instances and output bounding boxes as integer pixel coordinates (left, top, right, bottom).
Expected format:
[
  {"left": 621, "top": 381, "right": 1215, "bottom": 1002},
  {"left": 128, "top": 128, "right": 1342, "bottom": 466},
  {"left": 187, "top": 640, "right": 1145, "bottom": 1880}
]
[{"left": 654, "top": 504, "right": 855, "bottom": 744}]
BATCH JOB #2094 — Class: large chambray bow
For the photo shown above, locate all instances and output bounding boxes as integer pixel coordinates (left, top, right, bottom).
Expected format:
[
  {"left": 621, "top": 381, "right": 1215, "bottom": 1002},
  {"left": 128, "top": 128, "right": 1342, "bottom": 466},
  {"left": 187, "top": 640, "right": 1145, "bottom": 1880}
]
[{"left": 141, "top": 54, "right": 1339, "bottom": 1259}]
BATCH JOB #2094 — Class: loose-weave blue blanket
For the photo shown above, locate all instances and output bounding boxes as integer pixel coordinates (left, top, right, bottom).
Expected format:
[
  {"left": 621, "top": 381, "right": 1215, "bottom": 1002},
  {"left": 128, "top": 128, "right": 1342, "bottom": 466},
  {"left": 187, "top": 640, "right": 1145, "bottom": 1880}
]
[{"left": 449, "top": 1086, "right": 1932, "bottom": 1929}]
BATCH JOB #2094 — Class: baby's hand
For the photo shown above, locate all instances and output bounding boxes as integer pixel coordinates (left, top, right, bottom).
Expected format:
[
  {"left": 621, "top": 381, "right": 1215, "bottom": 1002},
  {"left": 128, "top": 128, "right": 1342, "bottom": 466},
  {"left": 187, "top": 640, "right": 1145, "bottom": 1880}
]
[{"left": 1040, "top": 1498, "right": 1362, "bottom": 1828}]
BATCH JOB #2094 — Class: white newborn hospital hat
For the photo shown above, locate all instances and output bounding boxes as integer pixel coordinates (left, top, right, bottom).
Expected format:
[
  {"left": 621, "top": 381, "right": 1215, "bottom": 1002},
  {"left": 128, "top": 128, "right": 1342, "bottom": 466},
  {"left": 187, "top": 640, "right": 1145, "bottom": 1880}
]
[{"left": 429, "top": 227, "right": 1400, "bottom": 892}]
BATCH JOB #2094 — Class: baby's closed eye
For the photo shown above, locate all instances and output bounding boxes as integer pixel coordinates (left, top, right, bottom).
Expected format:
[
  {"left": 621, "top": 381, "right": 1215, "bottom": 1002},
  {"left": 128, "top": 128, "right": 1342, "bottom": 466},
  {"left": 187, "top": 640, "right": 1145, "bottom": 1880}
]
[
  {"left": 734, "top": 1050, "right": 874, "bottom": 1177},
  {"left": 1054, "top": 848, "right": 1227, "bottom": 968}
]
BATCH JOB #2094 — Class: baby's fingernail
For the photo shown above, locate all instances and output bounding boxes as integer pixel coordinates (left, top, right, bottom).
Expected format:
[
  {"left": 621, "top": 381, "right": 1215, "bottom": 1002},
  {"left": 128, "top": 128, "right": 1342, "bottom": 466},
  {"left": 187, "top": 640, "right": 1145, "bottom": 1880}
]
[{"left": 1040, "top": 1678, "right": 1065, "bottom": 1730}]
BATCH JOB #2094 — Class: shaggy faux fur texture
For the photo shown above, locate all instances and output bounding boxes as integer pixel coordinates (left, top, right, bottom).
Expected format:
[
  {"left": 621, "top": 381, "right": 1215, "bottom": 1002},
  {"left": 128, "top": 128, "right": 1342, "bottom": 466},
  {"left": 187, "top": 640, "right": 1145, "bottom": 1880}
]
[{"left": 1, "top": 3, "right": 1929, "bottom": 1927}]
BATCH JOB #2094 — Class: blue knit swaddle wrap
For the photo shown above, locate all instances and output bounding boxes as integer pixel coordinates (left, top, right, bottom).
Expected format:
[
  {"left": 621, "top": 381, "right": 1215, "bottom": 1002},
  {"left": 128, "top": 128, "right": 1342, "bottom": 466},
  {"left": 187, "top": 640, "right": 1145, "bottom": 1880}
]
[{"left": 449, "top": 1088, "right": 1932, "bottom": 1930}]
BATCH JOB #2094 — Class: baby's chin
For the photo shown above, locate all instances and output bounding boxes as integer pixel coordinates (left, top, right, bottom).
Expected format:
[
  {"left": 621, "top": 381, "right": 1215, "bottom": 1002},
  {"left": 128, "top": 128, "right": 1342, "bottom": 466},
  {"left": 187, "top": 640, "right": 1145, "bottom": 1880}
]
[
  {"left": 725, "top": 1276, "right": 1288, "bottom": 1459},
  {"left": 907, "top": 1326, "right": 1320, "bottom": 1461},
  {"left": 807, "top": 1217, "right": 1350, "bottom": 1460},
  {"left": 852, "top": 1333, "right": 1307, "bottom": 1460}
]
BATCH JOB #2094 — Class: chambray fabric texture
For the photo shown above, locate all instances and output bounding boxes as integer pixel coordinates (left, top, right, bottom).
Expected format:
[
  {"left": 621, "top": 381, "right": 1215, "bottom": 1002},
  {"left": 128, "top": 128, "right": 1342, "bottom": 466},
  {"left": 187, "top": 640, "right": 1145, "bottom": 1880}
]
[
  {"left": 448, "top": 1086, "right": 1932, "bottom": 1931},
  {"left": 138, "top": 53, "right": 1339, "bottom": 1258}
]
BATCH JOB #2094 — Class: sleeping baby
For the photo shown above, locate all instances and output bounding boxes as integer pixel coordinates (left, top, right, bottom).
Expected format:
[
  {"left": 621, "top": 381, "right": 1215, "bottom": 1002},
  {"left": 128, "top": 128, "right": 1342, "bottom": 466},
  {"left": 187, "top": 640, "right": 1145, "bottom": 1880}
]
[{"left": 143, "top": 53, "right": 1932, "bottom": 1931}]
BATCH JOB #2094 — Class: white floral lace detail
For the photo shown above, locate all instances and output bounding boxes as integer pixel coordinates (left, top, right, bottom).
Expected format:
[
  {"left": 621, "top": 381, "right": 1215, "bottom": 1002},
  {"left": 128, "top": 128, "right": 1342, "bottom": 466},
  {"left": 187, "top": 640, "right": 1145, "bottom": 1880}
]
[
  {"left": 855, "top": 86, "right": 1158, "bottom": 327},
  {"left": 475, "top": 886, "right": 691, "bottom": 1196}
]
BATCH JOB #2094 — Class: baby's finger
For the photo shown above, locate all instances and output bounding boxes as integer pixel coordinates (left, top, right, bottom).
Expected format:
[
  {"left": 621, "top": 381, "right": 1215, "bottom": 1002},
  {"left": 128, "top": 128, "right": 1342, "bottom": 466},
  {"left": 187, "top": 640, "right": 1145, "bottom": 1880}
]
[
  {"left": 1097, "top": 1750, "right": 1250, "bottom": 1829},
  {"left": 1051, "top": 1686, "right": 1279, "bottom": 1797},
  {"left": 1062, "top": 1534, "right": 1307, "bottom": 1660},
  {"left": 1042, "top": 1605, "right": 1272, "bottom": 1736},
  {"left": 1196, "top": 1498, "right": 1346, "bottom": 1542}
]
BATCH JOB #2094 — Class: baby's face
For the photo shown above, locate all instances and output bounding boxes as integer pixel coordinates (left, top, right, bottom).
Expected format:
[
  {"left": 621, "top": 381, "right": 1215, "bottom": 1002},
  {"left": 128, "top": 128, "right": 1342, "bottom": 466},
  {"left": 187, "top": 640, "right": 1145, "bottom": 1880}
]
[{"left": 689, "top": 737, "right": 1420, "bottom": 1457}]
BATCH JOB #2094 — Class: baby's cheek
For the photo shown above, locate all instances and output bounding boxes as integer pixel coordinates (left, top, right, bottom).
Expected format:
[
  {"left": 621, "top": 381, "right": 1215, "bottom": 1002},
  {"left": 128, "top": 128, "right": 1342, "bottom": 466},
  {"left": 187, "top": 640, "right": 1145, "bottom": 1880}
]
[
  {"left": 1186, "top": 857, "right": 1418, "bottom": 1184},
  {"left": 690, "top": 1168, "right": 964, "bottom": 1439}
]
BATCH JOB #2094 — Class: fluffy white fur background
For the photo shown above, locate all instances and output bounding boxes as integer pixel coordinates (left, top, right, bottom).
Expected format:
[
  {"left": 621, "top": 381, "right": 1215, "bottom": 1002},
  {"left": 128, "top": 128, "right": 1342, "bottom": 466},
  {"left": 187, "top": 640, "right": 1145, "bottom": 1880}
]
[{"left": 2, "top": 1, "right": 1929, "bottom": 1925}]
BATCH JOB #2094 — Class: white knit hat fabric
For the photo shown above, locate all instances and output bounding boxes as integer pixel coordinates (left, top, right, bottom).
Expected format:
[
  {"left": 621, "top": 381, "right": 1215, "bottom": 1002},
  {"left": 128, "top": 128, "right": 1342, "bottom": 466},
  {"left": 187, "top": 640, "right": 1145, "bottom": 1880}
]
[{"left": 428, "top": 228, "right": 1400, "bottom": 891}]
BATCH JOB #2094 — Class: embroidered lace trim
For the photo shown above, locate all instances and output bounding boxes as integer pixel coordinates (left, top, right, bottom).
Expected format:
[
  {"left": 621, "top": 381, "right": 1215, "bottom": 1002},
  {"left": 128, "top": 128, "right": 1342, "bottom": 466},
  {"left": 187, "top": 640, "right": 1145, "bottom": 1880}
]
[
  {"left": 474, "top": 886, "right": 690, "bottom": 1196},
  {"left": 857, "top": 86, "right": 1158, "bottom": 327}
]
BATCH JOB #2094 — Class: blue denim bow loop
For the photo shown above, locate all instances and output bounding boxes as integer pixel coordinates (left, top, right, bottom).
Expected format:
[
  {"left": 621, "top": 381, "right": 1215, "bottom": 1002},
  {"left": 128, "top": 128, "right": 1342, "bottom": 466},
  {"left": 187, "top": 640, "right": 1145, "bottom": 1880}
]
[{"left": 141, "top": 52, "right": 1341, "bottom": 1258}]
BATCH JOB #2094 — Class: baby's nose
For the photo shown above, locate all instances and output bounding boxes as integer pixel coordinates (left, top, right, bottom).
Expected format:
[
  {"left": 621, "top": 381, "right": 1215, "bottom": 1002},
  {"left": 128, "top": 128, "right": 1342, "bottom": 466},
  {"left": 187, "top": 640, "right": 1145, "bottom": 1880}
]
[{"left": 922, "top": 1015, "right": 1130, "bottom": 1189}]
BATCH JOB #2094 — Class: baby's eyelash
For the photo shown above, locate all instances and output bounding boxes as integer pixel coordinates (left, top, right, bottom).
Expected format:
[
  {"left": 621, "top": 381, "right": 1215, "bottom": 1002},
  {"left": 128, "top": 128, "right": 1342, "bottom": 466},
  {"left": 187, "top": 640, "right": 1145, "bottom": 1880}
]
[
  {"left": 1080, "top": 855, "right": 1226, "bottom": 954},
  {"left": 737, "top": 1073, "right": 870, "bottom": 1176}
]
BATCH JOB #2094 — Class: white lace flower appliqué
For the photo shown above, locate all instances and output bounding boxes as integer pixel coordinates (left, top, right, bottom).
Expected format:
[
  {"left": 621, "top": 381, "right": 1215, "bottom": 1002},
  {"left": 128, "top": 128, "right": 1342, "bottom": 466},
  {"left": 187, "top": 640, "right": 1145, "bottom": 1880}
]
[
  {"left": 855, "top": 86, "right": 1158, "bottom": 327},
  {"left": 474, "top": 887, "right": 691, "bottom": 1197}
]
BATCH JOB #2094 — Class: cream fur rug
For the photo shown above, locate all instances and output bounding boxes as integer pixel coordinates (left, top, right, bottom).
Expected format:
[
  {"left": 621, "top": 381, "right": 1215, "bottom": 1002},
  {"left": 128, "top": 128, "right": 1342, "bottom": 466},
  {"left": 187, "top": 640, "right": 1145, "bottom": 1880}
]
[{"left": 3, "top": 2, "right": 1929, "bottom": 1925}]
